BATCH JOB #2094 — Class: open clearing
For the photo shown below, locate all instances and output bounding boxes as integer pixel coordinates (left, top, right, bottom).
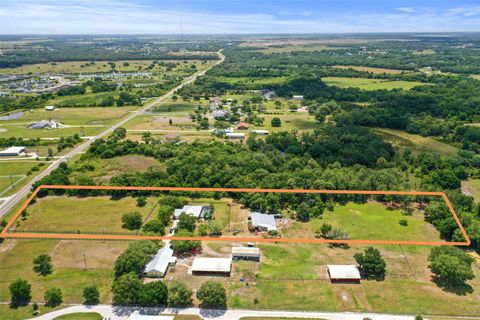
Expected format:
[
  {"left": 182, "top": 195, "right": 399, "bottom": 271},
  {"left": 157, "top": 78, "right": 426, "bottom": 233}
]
[
  {"left": 285, "top": 202, "right": 441, "bottom": 242},
  {"left": 257, "top": 45, "right": 345, "bottom": 54},
  {"left": 15, "top": 196, "right": 158, "bottom": 234},
  {"left": 376, "top": 128, "right": 459, "bottom": 156},
  {"left": 462, "top": 179, "right": 480, "bottom": 203},
  {"left": 0, "top": 59, "right": 209, "bottom": 75},
  {"left": 322, "top": 77, "right": 429, "bottom": 91},
  {"left": 333, "top": 65, "right": 406, "bottom": 74}
]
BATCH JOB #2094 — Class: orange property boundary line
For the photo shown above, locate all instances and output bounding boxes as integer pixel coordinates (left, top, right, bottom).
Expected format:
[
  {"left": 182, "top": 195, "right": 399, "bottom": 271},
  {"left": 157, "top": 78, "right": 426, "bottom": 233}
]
[{"left": 0, "top": 185, "right": 471, "bottom": 246}]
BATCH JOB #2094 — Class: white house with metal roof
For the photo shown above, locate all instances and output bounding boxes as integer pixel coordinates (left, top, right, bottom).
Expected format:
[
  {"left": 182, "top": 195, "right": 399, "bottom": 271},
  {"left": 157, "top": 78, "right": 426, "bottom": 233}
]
[
  {"left": 144, "top": 246, "right": 175, "bottom": 278},
  {"left": 251, "top": 212, "right": 277, "bottom": 231},
  {"left": 173, "top": 205, "right": 210, "bottom": 219}
]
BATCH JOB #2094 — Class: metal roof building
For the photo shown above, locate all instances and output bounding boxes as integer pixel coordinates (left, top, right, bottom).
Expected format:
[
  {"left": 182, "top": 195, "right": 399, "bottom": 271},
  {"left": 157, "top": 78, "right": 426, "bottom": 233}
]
[
  {"left": 251, "top": 212, "right": 277, "bottom": 231},
  {"left": 144, "top": 246, "right": 174, "bottom": 278},
  {"left": 226, "top": 132, "right": 245, "bottom": 139},
  {"left": 252, "top": 129, "right": 269, "bottom": 135},
  {"left": 327, "top": 265, "right": 361, "bottom": 282},
  {"left": 232, "top": 247, "right": 260, "bottom": 261},
  {"left": 191, "top": 257, "right": 232, "bottom": 276},
  {"left": 0, "top": 146, "right": 25, "bottom": 157}
]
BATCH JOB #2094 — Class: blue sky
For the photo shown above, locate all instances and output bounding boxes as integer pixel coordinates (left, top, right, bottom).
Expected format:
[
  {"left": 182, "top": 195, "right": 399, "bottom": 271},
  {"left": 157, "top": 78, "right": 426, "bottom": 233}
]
[{"left": 1, "top": 0, "right": 480, "bottom": 34}]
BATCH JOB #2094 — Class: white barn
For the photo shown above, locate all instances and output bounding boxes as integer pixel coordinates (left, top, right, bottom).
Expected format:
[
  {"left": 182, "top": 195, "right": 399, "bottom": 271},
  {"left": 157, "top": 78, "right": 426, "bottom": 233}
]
[
  {"left": 226, "top": 132, "right": 245, "bottom": 139},
  {"left": 191, "top": 257, "right": 232, "bottom": 276},
  {"left": 0, "top": 146, "right": 25, "bottom": 157}
]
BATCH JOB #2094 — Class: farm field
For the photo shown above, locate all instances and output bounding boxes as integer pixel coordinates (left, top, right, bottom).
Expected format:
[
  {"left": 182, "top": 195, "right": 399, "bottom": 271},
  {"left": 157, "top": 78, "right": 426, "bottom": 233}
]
[
  {"left": 0, "top": 106, "right": 137, "bottom": 126},
  {"left": 15, "top": 196, "right": 158, "bottom": 234},
  {"left": 376, "top": 128, "right": 459, "bottom": 156},
  {"left": 0, "top": 59, "right": 212, "bottom": 75},
  {"left": 322, "top": 77, "right": 429, "bottom": 91},
  {"left": 0, "top": 106, "right": 137, "bottom": 138},
  {"left": 333, "top": 65, "right": 406, "bottom": 74},
  {"left": 284, "top": 202, "right": 442, "bottom": 242},
  {"left": 257, "top": 45, "right": 345, "bottom": 54},
  {"left": 70, "top": 155, "right": 164, "bottom": 184},
  {"left": 228, "top": 242, "right": 480, "bottom": 315},
  {"left": 0, "top": 161, "right": 49, "bottom": 197}
]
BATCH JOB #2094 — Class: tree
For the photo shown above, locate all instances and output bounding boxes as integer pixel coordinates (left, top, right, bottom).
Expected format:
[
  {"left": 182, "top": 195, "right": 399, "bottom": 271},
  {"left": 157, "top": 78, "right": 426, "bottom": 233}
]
[
  {"left": 197, "top": 223, "right": 208, "bottom": 236},
  {"left": 354, "top": 247, "right": 386, "bottom": 280},
  {"left": 207, "top": 220, "right": 222, "bottom": 236},
  {"left": 112, "top": 272, "right": 143, "bottom": 305},
  {"left": 44, "top": 287, "right": 62, "bottom": 307},
  {"left": 83, "top": 285, "right": 100, "bottom": 305},
  {"left": 158, "top": 205, "right": 173, "bottom": 226},
  {"left": 136, "top": 196, "right": 147, "bottom": 207},
  {"left": 168, "top": 281, "right": 193, "bottom": 307},
  {"left": 171, "top": 230, "right": 200, "bottom": 254},
  {"left": 121, "top": 211, "right": 143, "bottom": 230},
  {"left": 177, "top": 213, "right": 196, "bottom": 232},
  {"left": 114, "top": 241, "right": 159, "bottom": 278},
  {"left": 271, "top": 117, "right": 282, "bottom": 127},
  {"left": 138, "top": 281, "right": 168, "bottom": 306},
  {"left": 428, "top": 246, "right": 474, "bottom": 288},
  {"left": 169, "top": 118, "right": 173, "bottom": 126},
  {"left": 197, "top": 281, "right": 227, "bottom": 308},
  {"left": 142, "top": 220, "right": 165, "bottom": 235},
  {"left": 318, "top": 223, "right": 332, "bottom": 238},
  {"left": 33, "top": 254, "right": 53, "bottom": 276},
  {"left": 9, "top": 278, "right": 31, "bottom": 306}
]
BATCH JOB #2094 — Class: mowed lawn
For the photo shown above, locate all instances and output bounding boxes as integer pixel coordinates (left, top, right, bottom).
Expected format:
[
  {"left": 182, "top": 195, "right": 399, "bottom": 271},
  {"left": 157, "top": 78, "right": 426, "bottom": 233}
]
[
  {"left": 376, "top": 128, "right": 459, "bottom": 156},
  {"left": 16, "top": 196, "right": 157, "bottom": 234},
  {"left": 322, "top": 77, "right": 429, "bottom": 91},
  {"left": 284, "top": 202, "right": 441, "bottom": 242},
  {"left": 229, "top": 242, "right": 480, "bottom": 316}
]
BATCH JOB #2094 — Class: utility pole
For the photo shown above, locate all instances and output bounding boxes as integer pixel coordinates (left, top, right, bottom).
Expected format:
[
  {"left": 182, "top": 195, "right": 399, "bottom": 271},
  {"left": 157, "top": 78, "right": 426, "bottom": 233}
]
[{"left": 83, "top": 253, "right": 87, "bottom": 271}]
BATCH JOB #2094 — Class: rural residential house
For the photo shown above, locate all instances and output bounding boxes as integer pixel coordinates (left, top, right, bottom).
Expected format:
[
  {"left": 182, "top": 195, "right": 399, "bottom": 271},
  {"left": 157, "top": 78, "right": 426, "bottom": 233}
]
[{"left": 143, "top": 246, "right": 176, "bottom": 278}]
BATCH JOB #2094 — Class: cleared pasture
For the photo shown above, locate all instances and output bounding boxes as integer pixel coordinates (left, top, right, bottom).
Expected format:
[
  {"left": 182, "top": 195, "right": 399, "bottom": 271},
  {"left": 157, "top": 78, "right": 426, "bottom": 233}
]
[
  {"left": 322, "top": 77, "right": 429, "bottom": 91},
  {"left": 333, "top": 65, "right": 406, "bottom": 74}
]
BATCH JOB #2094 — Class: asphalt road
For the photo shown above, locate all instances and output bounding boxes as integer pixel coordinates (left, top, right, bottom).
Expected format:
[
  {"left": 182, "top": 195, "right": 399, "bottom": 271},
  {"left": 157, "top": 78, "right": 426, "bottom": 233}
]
[
  {"left": 28, "top": 304, "right": 420, "bottom": 320},
  {"left": 0, "top": 50, "right": 225, "bottom": 219}
]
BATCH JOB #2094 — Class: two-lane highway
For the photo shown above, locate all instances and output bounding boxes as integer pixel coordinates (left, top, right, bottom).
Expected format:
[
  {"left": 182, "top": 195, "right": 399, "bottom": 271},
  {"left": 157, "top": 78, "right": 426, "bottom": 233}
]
[{"left": 0, "top": 50, "right": 225, "bottom": 218}]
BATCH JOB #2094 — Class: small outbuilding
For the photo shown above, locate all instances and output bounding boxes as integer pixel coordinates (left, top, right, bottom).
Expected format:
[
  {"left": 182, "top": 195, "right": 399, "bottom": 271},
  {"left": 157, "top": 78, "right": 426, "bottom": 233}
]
[
  {"left": 251, "top": 212, "right": 277, "bottom": 231},
  {"left": 226, "top": 132, "right": 245, "bottom": 139},
  {"left": 252, "top": 129, "right": 269, "bottom": 135},
  {"left": 45, "top": 105, "right": 56, "bottom": 111},
  {"left": 327, "top": 265, "right": 361, "bottom": 283},
  {"left": 292, "top": 95, "right": 304, "bottom": 100},
  {"left": 0, "top": 146, "right": 25, "bottom": 157},
  {"left": 144, "top": 246, "right": 175, "bottom": 278},
  {"left": 232, "top": 247, "right": 260, "bottom": 261},
  {"left": 191, "top": 257, "right": 232, "bottom": 276}
]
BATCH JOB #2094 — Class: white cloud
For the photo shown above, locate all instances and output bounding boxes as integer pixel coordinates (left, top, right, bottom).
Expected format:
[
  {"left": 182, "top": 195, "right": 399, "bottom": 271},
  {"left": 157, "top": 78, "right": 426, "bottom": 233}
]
[{"left": 0, "top": 0, "right": 479, "bottom": 34}]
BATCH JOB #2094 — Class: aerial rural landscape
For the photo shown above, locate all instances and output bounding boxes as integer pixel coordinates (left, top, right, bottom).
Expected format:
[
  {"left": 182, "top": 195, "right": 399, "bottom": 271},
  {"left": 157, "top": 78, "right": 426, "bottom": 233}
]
[{"left": 1, "top": 1, "right": 480, "bottom": 320}]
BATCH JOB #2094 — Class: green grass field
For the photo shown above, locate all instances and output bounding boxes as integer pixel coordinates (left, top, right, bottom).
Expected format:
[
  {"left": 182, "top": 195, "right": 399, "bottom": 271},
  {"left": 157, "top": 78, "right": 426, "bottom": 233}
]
[
  {"left": 54, "top": 313, "right": 102, "bottom": 320},
  {"left": 322, "top": 77, "right": 429, "bottom": 91},
  {"left": 0, "top": 305, "right": 63, "bottom": 320},
  {"left": 333, "top": 65, "right": 406, "bottom": 74},
  {"left": 229, "top": 242, "right": 480, "bottom": 315},
  {"left": 0, "top": 60, "right": 209, "bottom": 75},
  {"left": 16, "top": 196, "right": 158, "bottom": 234},
  {"left": 0, "top": 240, "right": 118, "bottom": 303},
  {"left": 258, "top": 45, "right": 343, "bottom": 54},
  {"left": 218, "top": 76, "right": 288, "bottom": 85},
  {"left": 376, "top": 128, "right": 459, "bottom": 156},
  {"left": 283, "top": 202, "right": 441, "bottom": 242}
]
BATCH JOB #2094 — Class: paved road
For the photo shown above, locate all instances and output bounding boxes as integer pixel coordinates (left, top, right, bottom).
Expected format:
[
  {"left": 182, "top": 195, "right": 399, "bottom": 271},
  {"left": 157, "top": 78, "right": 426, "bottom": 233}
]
[
  {"left": 29, "top": 304, "right": 422, "bottom": 320},
  {"left": 0, "top": 50, "right": 224, "bottom": 219}
]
